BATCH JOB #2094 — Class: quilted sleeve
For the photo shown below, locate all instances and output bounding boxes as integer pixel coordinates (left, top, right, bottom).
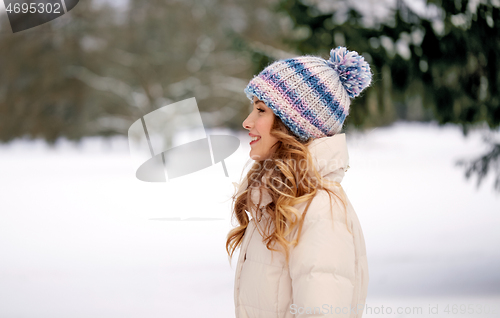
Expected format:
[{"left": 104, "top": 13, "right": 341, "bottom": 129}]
[{"left": 288, "top": 190, "right": 357, "bottom": 318}]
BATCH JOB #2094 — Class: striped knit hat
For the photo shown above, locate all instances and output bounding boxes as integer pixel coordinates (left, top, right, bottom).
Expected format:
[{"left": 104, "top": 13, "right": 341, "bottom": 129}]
[{"left": 244, "top": 46, "right": 372, "bottom": 141}]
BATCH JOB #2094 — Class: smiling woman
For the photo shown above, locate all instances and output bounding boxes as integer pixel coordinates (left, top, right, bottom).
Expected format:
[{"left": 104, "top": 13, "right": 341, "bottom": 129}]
[
  {"left": 226, "top": 47, "right": 373, "bottom": 318},
  {"left": 242, "top": 97, "right": 279, "bottom": 160}
]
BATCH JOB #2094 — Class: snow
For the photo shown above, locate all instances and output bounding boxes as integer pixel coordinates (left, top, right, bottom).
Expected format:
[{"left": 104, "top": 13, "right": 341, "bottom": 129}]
[{"left": 0, "top": 121, "right": 499, "bottom": 317}]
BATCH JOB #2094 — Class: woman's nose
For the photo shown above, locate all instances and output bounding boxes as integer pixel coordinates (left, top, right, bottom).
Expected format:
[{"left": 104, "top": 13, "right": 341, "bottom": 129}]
[{"left": 242, "top": 114, "right": 252, "bottom": 130}]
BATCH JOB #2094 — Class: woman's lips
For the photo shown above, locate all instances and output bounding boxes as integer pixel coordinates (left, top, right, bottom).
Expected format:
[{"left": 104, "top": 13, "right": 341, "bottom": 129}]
[{"left": 250, "top": 137, "right": 261, "bottom": 145}]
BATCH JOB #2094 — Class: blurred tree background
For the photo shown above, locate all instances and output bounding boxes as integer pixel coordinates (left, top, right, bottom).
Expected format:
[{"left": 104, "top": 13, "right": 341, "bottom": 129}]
[
  {"left": 0, "top": 0, "right": 291, "bottom": 144},
  {"left": 271, "top": 0, "right": 500, "bottom": 190},
  {"left": 0, "top": 0, "right": 498, "bottom": 190}
]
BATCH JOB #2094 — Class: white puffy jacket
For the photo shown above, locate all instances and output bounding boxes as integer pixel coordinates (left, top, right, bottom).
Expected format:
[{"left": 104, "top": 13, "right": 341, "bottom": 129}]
[{"left": 232, "top": 133, "right": 369, "bottom": 318}]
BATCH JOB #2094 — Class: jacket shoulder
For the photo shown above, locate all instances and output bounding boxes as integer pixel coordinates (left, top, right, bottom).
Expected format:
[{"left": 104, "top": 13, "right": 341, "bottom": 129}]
[{"left": 296, "top": 189, "right": 347, "bottom": 224}]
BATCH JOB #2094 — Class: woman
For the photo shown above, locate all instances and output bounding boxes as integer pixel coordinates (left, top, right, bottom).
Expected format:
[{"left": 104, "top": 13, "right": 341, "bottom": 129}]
[{"left": 226, "top": 46, "right": 371, "bottom": 318}]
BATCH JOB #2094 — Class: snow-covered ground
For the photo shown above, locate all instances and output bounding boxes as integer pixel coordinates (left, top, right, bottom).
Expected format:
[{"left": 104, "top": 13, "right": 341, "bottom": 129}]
[{"left": 0, "top": 121, "right": 499, "bottom": 318}]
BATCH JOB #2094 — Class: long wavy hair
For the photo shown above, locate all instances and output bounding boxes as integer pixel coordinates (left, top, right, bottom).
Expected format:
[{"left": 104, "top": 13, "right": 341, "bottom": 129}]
[{"left": 225, "top": 114, "right": 351, "bottom": 267}]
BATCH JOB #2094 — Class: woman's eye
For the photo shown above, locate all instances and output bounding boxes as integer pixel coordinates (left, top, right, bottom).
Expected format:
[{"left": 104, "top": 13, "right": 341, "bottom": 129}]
[{"left": 257, "top": 108, "right": 264, "bottom": 113}]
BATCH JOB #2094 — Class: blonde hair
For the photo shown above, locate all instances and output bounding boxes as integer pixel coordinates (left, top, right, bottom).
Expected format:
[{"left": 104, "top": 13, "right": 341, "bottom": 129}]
[{"left": 226, "top": 115, "right": 350, "bottom": 267}]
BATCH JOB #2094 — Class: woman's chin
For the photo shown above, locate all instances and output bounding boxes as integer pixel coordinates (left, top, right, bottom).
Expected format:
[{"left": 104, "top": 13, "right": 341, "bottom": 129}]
[
  {"left": 249, "top": 151, "right": 264, "bottom": 160},
  {"left": 250, "top": 154, "right": 261, "bottom": 160}
]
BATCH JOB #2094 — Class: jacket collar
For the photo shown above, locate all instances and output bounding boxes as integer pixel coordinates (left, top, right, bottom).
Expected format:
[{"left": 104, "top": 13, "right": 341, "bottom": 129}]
[
  {"left": 233, "top": 133, "right": 350, "bottom": 212},
  {"left": 308, "top": 132, "right": 350, "bottom": 183}
]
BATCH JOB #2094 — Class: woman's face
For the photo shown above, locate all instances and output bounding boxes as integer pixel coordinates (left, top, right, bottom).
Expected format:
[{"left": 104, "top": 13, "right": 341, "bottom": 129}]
[{"left": 242, "top": 97, "right": 279, "bottom": 160}]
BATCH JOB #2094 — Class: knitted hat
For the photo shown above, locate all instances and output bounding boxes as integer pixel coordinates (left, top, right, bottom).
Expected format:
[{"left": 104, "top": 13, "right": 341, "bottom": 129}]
[{"left": 244, "top": 46, "right": 372, "bottom": 141}]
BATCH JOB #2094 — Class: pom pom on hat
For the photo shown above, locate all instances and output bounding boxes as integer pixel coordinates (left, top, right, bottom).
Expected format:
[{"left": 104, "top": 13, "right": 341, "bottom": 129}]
[{"left": 327, "top": 46, "right": 372, "bottom": 98}]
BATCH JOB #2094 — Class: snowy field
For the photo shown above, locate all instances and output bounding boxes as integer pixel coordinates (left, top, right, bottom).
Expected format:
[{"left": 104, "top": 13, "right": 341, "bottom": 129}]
[{"left": 0, "top": 121, "right": 499, "bottom": 318}]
